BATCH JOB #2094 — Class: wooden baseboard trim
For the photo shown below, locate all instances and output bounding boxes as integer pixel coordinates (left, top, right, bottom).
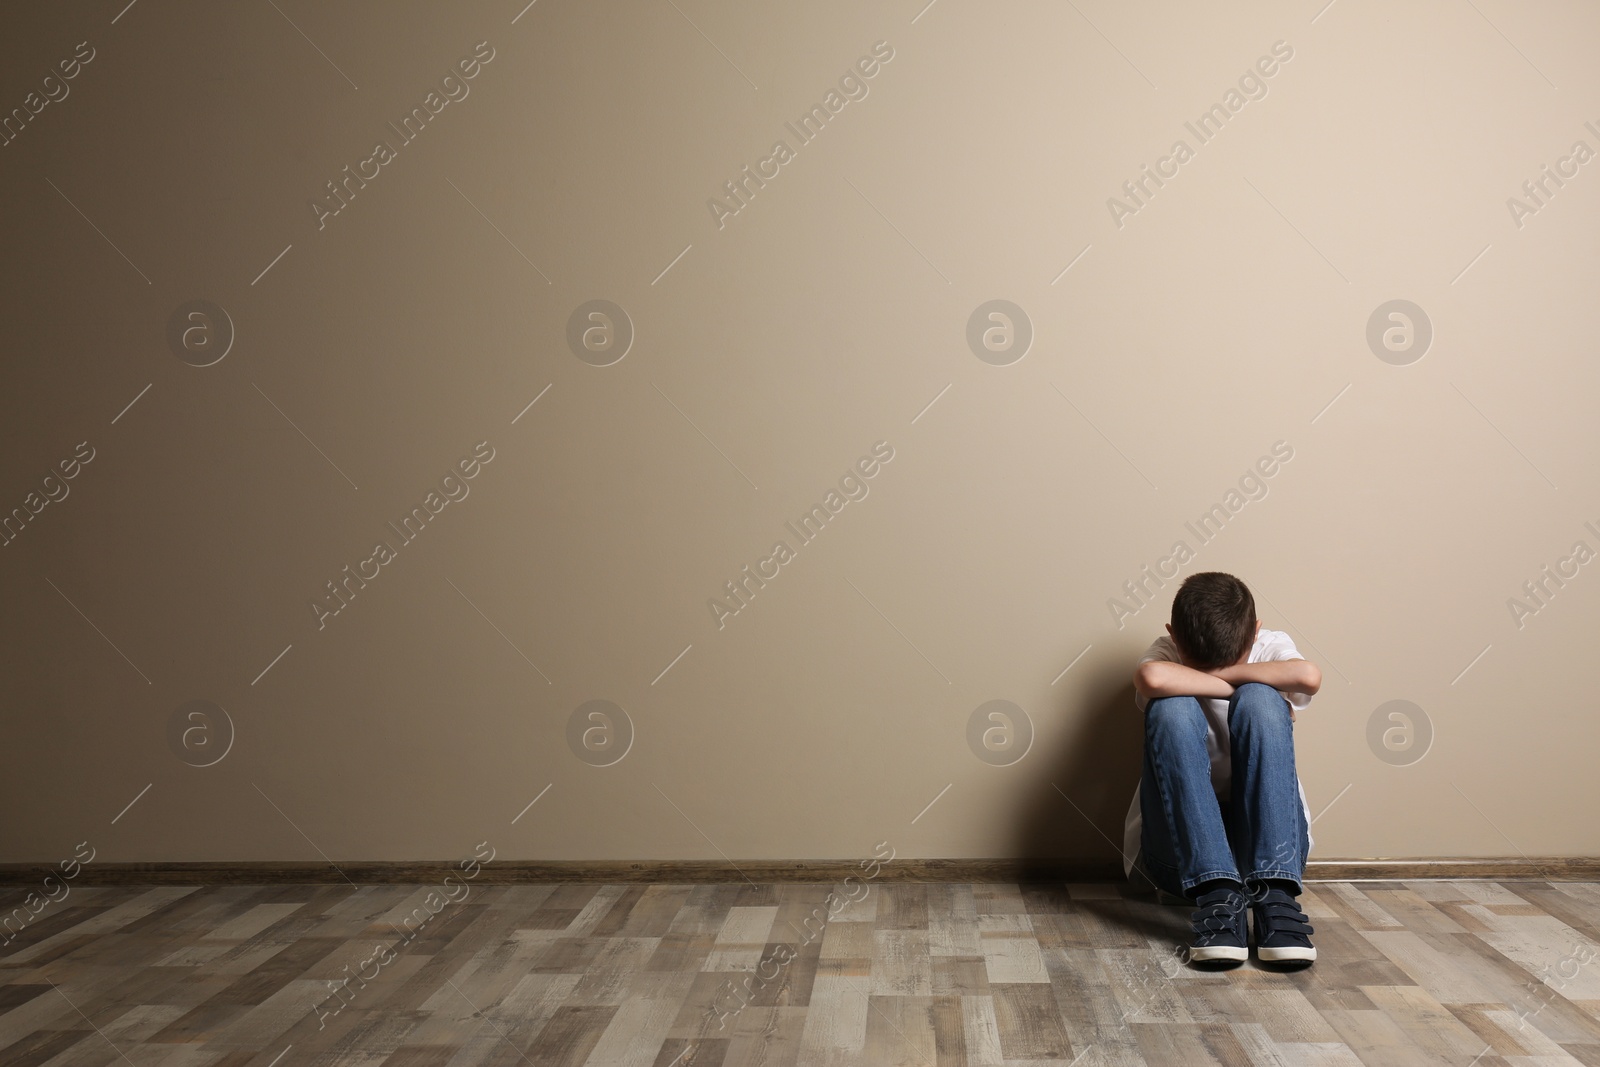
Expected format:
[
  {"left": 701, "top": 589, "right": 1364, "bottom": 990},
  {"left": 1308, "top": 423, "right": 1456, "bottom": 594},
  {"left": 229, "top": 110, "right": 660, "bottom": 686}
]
[
  {"left": 1, "top": 857, "right": 1596, "bottom": 887},
  {"left": 1304, "top": 857, "right": 1600, "bottom": 881}
]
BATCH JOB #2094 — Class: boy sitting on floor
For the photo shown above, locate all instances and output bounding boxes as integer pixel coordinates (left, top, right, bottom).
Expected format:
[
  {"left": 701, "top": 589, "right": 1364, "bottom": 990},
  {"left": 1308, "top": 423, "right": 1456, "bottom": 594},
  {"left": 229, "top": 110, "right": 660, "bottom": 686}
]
[{"left": 1122, "top": 571, "right": 1321, "bottom": 965}]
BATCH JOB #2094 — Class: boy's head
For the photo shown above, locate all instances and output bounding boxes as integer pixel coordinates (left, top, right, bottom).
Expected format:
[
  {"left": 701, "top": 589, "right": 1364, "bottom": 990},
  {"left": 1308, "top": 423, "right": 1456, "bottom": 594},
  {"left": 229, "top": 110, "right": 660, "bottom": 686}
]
[{"left": 1165, "top": 572, "right": 1258, "bottom": 670}]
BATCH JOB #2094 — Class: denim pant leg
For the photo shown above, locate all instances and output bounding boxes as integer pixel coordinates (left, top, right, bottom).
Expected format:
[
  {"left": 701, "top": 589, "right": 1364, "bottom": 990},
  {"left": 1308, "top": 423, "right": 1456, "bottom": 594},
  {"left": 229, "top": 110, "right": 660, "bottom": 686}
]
[
  {"left": 1226, "top": 682, "right": 1310, "bottom": 893},
  {"left": 1140, "top": 695, "right": 1240, "bottom": 897}
]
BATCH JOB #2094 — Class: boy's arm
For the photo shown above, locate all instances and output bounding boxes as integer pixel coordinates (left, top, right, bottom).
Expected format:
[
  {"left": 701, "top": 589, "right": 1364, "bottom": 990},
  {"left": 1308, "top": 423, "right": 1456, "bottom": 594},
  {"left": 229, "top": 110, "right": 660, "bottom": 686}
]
[
  {"left": 1133, "top": 659, "right": 1235, "bottom": 701},
  {"left": 1134, "top": 656, "right": 1321, "bottom": 721},
  {"left": 1213, "top": 658, "right": 1322, "bottom": 697}
]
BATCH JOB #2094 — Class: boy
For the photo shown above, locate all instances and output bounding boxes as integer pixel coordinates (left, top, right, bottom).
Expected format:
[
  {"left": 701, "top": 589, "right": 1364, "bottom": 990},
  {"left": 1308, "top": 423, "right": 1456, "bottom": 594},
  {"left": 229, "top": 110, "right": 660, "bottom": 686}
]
[{"left": 1122, "top": 572, "right": 1321, "bottom": 965}]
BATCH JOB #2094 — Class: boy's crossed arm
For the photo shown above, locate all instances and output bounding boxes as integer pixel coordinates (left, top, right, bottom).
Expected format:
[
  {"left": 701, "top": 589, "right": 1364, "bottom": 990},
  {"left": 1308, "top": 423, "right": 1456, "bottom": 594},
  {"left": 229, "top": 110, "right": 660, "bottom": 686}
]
[{"left": 1134, "top": 658, "right": 1321, "bottom": 720}]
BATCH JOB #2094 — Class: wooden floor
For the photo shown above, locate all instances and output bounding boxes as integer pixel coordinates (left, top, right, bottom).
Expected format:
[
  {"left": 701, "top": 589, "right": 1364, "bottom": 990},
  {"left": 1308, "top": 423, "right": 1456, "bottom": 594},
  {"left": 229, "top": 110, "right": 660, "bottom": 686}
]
[{"left": 3, "top": 880, "right": 1600, "bottom": 1066}]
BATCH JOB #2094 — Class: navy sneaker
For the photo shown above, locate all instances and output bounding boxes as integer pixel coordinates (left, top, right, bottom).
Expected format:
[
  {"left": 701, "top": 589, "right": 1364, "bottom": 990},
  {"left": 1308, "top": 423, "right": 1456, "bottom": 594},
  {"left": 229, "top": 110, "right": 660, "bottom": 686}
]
[
  {"left": 1188, "top": 884, "right": 1249, "bottom": 964},
  {"left": 1251, "top": 887, "right": 1316, "bottom": 963}
]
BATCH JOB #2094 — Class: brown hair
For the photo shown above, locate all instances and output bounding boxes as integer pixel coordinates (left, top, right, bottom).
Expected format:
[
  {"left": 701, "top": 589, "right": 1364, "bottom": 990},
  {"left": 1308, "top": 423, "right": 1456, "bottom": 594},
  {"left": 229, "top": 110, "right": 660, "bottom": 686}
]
[{"left": 1170, "top": 572, "right": 1256, "bottom": 670}]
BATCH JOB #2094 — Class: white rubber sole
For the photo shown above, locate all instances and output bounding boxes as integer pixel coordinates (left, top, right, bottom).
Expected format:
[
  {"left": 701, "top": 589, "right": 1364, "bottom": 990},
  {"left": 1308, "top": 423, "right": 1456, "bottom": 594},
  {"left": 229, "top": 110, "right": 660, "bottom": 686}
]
[
  {"left": 1258, "top": 945, "right": 1317, "bottom": 962},
  {"left": 1189, "top": 944, "right": 1249, "bottom": 963}
]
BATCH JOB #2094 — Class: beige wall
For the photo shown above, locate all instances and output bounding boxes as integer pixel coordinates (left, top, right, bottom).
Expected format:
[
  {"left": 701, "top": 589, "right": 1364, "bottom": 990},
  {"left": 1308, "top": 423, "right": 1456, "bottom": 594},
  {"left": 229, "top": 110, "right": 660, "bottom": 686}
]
[{"left": 2, "top": 0, "right": 1596, "bottom": 866}]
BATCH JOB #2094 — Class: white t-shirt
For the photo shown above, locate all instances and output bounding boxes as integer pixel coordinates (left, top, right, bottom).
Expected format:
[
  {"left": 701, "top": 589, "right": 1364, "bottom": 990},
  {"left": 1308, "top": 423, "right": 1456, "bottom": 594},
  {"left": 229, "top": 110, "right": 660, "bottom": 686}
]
[{"left": 1121, "top": 627, "right": 1315, "bottom": 878}]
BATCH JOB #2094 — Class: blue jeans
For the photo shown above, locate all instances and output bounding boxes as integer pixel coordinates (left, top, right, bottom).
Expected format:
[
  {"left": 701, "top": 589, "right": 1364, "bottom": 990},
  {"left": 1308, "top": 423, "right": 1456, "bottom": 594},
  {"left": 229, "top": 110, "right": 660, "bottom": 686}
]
[{"left": 1139, "top": 682, "right": 1308, "bottom": 899}]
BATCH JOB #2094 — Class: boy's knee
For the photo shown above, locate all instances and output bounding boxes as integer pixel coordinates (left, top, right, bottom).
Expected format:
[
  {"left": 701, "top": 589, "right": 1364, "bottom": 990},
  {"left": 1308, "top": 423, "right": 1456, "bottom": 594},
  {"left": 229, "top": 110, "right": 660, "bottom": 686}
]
[
  {"left": 1231, "top": 683, "right": 1289, "bottom": 726},
  {"left": 1145, "top": 695, "right": 1203, "bottom": 738},
  {"left": 1234, "top": 681, "right": 1280, "bottom": 700}
]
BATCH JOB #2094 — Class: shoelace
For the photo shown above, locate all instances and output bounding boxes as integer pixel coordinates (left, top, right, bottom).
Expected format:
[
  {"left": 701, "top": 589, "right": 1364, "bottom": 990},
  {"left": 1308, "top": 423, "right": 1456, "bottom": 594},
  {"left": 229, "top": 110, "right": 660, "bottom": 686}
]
[{"left": 1255, "top": 897, "right": 1314, "bottom": 939}]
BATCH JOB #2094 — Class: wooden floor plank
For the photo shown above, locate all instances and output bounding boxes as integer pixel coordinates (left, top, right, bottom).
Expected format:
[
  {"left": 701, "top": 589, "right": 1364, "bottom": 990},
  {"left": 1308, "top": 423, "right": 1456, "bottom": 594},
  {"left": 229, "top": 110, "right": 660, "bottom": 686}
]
[{"left": 990, "top": 982, "right": 1074, "bottom": 1060}]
